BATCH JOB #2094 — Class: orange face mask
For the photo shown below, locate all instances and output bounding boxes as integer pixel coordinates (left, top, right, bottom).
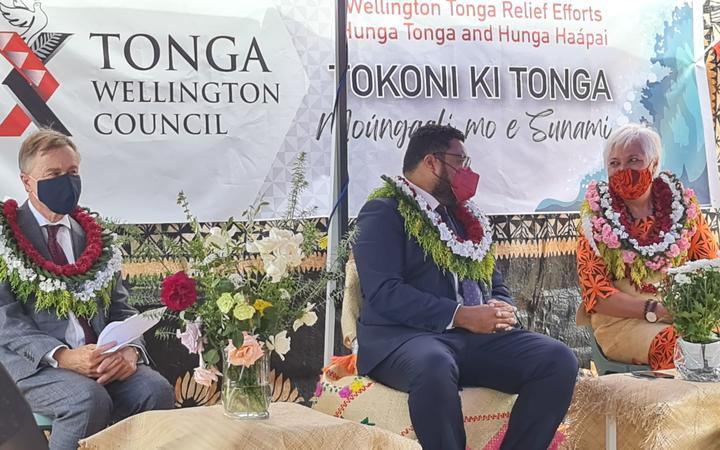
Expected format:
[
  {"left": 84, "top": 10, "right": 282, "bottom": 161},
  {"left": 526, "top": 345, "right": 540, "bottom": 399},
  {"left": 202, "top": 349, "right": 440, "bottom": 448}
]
[{"left": 609, "top": 168, "right": 653, "bottom": 200}]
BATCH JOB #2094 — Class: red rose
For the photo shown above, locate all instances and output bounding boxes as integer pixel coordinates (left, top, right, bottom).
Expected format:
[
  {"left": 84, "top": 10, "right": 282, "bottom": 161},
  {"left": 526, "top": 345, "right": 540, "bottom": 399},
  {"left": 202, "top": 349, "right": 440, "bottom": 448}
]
[{"left": 160, "top": 271, "right": 198, "bottom": 312}]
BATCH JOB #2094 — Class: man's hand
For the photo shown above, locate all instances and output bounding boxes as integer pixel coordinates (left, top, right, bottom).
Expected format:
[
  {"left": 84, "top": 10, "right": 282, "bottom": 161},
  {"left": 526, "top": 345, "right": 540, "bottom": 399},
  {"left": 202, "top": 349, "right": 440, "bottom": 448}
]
[
  {"left": 55, "top": 342, "right": 116, "bottom": 377},
  {"left": 453, "top": 301, "right": 517, "bottom": 334},
  {"left": 94, "top": 346, "right": 139, "bottom": 385}
]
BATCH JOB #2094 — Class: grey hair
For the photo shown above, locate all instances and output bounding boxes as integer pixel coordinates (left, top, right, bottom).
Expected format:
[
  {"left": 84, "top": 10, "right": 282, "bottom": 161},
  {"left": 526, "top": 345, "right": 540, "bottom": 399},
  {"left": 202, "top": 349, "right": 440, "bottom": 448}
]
[
  {"left": 603, "top": 124, "right": 662, "bottom": 176},
  {"left": 18, "top": 128, "right": 80, "bottom": 173}
]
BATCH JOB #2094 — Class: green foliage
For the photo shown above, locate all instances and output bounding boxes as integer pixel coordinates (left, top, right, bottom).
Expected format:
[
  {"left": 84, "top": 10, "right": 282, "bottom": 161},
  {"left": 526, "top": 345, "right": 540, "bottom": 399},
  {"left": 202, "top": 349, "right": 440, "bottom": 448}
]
[
  {"left": 662, "top": 266, "right": 720, "bottom": 343},
  {"left": 160, "top": 153, "right": 352, "bottom": 365}
]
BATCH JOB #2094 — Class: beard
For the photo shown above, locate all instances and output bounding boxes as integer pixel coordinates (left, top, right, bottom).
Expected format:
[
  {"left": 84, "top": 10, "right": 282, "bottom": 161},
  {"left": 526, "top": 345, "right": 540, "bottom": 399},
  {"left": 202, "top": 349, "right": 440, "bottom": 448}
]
[{"left": 431, "top": 166, "right": 458, "bottom": 206}]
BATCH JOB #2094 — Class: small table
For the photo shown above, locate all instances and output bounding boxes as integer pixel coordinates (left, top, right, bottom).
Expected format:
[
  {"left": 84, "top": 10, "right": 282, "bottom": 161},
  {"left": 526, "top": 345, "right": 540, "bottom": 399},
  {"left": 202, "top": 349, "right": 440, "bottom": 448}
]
[
  {"left": 566, "top": 371, "right": 720, "bottom": 449},
  {"left": 79, "top": 402, "right": 420, "bottom": 450}
]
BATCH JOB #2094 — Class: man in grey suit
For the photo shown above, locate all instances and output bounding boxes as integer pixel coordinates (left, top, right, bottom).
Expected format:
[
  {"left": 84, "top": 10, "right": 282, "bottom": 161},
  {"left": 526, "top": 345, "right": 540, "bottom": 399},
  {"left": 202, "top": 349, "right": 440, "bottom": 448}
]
[{"left": 0, "top": 129, "right": 174, "bottom": 450}]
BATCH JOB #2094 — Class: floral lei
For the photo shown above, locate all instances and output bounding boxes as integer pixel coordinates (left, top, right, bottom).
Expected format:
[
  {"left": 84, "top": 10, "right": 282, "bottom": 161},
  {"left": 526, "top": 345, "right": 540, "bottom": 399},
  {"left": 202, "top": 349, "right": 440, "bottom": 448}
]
[
  {"left": 369, "top": 175, "right": 495, "bottom": 283},
  {"left": 580, "top": 171, "right": 699, "bottom": 285},
  {"left": 0, "top": 199, "right": 123, "bottom": 318}
]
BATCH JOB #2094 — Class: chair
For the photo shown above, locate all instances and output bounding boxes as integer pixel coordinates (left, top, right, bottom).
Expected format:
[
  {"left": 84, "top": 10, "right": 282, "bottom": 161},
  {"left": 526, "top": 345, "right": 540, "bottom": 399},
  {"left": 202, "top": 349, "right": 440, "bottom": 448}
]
[
  {"left": 33, "top": 414, "right": 53, "bottom": 432},
  {"left": 313, "top": 258, "right": 564, "bottom": 449},
  {"left": 0, "top": 364, "right": 48, "bottom": 450},
  {"left": 589, "top": 330, "right": 650, "bottom": 375}
]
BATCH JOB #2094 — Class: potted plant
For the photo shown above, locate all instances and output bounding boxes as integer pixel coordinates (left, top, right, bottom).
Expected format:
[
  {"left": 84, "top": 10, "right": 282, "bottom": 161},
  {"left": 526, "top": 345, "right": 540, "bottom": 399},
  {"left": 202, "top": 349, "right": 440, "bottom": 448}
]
[{"left": 663, "top": 259, "right": 720, "bottom": 381}]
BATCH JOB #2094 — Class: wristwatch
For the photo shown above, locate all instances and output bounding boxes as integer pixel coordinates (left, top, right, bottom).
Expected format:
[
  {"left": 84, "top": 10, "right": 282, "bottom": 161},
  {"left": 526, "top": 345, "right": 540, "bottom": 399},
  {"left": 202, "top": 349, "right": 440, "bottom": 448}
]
[{"left": 644, "top": 299, "right": 659, "bottom": 323}]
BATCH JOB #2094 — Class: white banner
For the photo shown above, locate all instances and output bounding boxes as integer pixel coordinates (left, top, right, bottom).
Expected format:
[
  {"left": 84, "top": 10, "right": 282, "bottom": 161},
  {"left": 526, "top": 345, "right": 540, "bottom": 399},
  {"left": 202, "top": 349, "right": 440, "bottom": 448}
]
[
  {"left": 339, "top": 0, "right": 719, "bottom": 215},
  {"left": 0, "top": 0, "right": 335, "bottom": 223},
  {"left": 0, "top": 1, "right": 715, "bottom": 222}
]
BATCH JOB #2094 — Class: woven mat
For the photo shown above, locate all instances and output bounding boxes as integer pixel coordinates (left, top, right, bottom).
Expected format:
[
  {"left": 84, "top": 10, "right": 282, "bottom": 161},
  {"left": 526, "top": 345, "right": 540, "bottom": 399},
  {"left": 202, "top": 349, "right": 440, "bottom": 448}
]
[
  {"left": 79, "top": 402, "right": 420, "bottom": 450},
  {"left": 565, "top": 372, "right": 720, "bottom": 449}
]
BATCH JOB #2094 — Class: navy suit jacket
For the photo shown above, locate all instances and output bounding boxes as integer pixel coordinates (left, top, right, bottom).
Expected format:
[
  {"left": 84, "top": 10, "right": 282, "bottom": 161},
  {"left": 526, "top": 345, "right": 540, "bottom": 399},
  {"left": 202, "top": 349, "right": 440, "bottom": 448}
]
[{"left": 353, "top": 197, "right": 513, "bottom": 375}]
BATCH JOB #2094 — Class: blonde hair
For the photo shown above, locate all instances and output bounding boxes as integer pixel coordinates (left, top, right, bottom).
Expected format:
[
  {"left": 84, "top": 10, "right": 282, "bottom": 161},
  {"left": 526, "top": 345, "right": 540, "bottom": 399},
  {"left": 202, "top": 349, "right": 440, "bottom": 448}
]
[
  {"left": 603, "top": 123, "right": 662, "bottom": 176},
  {"left": 18, "top": 128, "right": 79, "bottom": 173}
]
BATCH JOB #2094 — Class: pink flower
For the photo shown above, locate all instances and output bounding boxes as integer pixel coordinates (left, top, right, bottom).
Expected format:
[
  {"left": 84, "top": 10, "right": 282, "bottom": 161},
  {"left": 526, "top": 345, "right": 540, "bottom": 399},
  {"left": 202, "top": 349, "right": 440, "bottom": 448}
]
[
  {"left": 621, "top": 250, "right": 636, "bottom": 264},
  {"left": 686, "top": 203, "right": 699, "bottom": 220},
  {"left": 677, "top": 237, "right": 691, "bottom": 252},
  {"left": 177, "top": 320, "right": 203, "bottom": 354},
  {"left": 666, "top": 244, "right": 681, "bottom": 258},
  {"left": 226, "top": 332, "right": 264, "bottom": 367},
  {"left": 314, "top": 382, "right": 323, "bottom": 398},
  {"left": 193, "top": 366, "right": 221, "bottom": 387},
  {"left": 684, "top": 188, "right": 695, "bottom": 202},
  {"left": 604, "top": 233, "right": 620, "bottom": 249},
  {"left": 585, "top": 187, "right": 600, "bottom": 211},
  {"left": 339, "top": 386, "right": 351, "bottom": 399},
  {"left": 645, "top": 258, "right": 667, "bottom": 271},
  {"left": 591, "top": 216, "right": 606, "bottom": 231}
]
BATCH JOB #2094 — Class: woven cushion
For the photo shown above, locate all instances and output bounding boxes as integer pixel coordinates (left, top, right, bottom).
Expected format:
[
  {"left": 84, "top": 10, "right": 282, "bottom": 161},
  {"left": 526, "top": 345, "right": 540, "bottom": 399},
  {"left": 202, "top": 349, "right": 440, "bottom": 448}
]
[{"left": 312, "top": 360, "right": 518, "bottom": 449}]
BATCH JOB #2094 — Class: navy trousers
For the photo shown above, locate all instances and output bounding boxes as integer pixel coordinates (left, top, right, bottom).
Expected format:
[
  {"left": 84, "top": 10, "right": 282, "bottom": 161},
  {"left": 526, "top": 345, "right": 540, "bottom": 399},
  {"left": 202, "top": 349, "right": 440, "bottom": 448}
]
[{"left": 369, "top": 329, "right": 578, "bottom": 450}]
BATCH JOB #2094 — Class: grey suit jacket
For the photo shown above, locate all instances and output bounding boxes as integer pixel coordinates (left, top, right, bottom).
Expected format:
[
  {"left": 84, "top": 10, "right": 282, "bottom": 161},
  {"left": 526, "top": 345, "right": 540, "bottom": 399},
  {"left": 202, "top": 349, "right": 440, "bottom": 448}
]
[{"left": 0, "top": 201, "right": 144, "bottom": 382}]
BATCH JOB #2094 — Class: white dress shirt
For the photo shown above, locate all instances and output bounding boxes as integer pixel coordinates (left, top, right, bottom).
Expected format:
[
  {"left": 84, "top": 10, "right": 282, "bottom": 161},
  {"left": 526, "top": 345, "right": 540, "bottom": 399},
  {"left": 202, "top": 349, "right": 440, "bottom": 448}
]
[
  {"left": 405, "top": 181, "right": 463, "bottom": 329},
  {"left": 28, "top": 201, "right": 146, "bottom": 366},
  {"left": 28, "top": 202, "right": 88, "bottom": 367}
]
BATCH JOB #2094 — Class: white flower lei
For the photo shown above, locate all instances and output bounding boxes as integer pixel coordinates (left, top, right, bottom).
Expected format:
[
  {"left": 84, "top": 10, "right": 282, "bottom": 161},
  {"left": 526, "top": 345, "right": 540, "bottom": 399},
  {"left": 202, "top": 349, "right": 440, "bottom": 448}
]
[
  {"left": 390, "top": 176, "right": 493, "bottom": 262},
  {"left": 582, "top": 172, "right": 688, "bottom": 258},
  {"left": 0, "top": 224, "right": 123, "bottom": 303}
]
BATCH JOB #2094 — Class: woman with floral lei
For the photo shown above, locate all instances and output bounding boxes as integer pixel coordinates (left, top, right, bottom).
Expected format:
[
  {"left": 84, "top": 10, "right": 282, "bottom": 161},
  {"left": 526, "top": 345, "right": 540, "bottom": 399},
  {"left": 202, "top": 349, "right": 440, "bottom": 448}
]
[{"left": 577, "top": 123, "right": 719, "bottom": 370}]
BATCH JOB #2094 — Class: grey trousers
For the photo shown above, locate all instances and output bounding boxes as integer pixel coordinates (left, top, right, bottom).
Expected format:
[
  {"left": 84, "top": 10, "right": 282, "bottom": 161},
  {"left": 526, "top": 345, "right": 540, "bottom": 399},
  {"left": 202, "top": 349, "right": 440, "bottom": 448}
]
[{"left": 17, "top": 365, "right": 175, "bottom": 450}]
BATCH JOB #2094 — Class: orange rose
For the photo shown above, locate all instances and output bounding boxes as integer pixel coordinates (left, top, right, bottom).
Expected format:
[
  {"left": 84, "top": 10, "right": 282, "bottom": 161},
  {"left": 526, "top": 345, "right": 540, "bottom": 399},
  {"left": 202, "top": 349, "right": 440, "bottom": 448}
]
[{"left": 226, "top": 332, "right": 264, "bottom": 367}]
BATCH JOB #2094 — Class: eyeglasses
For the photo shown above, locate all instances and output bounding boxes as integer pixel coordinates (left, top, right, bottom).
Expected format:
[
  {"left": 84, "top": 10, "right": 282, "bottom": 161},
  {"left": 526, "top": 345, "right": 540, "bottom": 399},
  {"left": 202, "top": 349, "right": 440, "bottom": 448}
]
[{"left": 433, "top": 152, "right": 471, "bottom": 169}]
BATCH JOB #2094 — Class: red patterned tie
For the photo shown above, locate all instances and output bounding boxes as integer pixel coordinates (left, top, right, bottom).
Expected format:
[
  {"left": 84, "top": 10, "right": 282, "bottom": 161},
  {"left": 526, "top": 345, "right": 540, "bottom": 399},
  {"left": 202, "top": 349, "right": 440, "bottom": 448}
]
[
  {"left": 46, "top": 225, "right": 98, "bottom": 344},
  {"left": 435, "top": 206, "right": 485, "bottom": 306}
]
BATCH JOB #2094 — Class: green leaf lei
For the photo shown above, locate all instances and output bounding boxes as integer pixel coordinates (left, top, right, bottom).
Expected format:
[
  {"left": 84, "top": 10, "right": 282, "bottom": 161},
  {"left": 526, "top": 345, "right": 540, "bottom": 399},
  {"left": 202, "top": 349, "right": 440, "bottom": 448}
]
[{"left": 368, "top": 176, "right": 495, "bottom": 283}]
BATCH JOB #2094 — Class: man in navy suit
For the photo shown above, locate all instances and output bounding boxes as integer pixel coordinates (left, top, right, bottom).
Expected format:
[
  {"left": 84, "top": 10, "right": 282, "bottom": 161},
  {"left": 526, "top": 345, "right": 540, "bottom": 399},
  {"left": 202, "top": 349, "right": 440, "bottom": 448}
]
[{"left": 353, "top": 124, "right": 577, "bottom": 450}]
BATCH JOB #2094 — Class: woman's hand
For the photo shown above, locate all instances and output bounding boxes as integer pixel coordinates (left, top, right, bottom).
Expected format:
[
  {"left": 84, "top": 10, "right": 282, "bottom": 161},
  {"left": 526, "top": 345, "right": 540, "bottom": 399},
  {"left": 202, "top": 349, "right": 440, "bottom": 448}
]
[{"left": 656, "top": 302, "right": 673, "bottom": 323}]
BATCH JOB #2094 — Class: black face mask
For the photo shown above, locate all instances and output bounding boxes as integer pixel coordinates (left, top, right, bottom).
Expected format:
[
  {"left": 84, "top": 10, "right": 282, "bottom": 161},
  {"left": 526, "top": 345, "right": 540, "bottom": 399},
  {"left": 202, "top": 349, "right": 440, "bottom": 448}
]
[{"left": 36, "top": 174, "right": 82, "bottom": 215}]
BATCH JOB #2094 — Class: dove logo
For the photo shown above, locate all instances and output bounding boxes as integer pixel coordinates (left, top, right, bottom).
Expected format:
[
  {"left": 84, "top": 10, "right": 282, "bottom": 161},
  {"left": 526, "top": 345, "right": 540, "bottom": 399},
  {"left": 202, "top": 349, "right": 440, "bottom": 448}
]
[{"left": 0, "top": 1, "right": 71, "bottom": 137}]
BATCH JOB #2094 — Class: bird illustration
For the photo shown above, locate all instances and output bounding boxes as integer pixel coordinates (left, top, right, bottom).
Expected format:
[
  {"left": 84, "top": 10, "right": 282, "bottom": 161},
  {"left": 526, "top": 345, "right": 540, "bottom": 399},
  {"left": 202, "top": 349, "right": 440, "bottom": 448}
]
[{"left": 0, "top": 0, "right": 48, "bottom": 47}]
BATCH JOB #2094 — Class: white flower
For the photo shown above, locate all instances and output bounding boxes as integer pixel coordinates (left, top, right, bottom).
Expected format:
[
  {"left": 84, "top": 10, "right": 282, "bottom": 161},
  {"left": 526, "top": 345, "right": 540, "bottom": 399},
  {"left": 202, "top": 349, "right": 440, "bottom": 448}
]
[
  {"left": 249, "top": 227, "right": 305, "bottom": 282},
  {"left": 266, "top": 331, "right": 291, "bottom": 360},
  {"left": 673, "top": 273, "right": 691, "bottom": 285},
  {"left": 205, "top": 227, "right": 230, "bottom": 254},
  {"left": 253, "top": 228, "right": 302, "bottom": 255},
  {"left": 228, "top": 272, "right": 244, "bottom": 288},
  {"left": 293, "top": 303, "right": 318, "bottom": 331},
  {"left": 262, "top": 254, "right": 288, "bottom": 282}
]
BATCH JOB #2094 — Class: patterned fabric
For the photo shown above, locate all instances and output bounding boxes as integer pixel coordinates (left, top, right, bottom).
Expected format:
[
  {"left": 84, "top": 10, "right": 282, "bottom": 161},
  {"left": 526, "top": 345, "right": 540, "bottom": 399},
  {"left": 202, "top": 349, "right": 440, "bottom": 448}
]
[
  {"left": 648, "top": 326, "right": 678, "bottom": 370},
  {"left": 312, "top": 357, "right": 518, "bottom": 448},
  {"left": 577, "top": 212, "right": 719, "bottom": 369}
]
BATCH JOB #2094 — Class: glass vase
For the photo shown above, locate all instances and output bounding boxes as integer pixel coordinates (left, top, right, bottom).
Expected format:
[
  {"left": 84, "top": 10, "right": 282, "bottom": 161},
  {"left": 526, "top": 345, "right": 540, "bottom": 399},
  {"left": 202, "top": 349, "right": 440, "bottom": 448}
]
[
  {"left": 674, "top": 338, "right": 720, "bottom": 382},
  {"left": 222, "top": 351, "right": 271, "bottom": 419}
]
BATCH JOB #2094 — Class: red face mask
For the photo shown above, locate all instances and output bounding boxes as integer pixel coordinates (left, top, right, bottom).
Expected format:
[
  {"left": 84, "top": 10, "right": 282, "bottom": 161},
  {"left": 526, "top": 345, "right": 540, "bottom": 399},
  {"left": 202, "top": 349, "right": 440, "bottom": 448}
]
[
  {"left": 450, "top": 167, "right": 480, "bottom": 203},
  {"left": 609, "top": 168, "right": 653, "bottom": 200}
]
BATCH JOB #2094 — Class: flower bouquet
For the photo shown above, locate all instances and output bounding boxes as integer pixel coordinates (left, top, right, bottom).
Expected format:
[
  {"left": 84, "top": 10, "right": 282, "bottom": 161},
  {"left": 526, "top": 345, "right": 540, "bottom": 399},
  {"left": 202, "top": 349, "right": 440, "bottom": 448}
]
[
  {"left": 157, "top": 156, "right": 349, "bottom": 418},
  {"left": 663, "top": 259, "right": 720, "bottom": 381}
]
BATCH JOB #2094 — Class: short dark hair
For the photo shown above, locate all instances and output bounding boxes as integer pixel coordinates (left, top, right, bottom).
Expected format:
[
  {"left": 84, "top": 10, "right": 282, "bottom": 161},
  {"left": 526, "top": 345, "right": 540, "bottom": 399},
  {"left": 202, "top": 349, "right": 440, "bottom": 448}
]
[{"left": 402, "top": 124, "right": 465, "bottom": 174}]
